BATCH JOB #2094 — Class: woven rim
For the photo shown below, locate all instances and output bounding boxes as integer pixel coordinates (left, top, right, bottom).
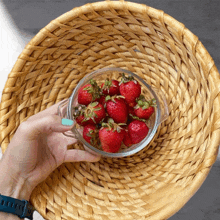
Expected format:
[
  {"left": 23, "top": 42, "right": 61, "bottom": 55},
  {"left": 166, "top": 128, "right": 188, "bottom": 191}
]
[{"left": 1, "top": 1, "right": 220, "bottom": 219}]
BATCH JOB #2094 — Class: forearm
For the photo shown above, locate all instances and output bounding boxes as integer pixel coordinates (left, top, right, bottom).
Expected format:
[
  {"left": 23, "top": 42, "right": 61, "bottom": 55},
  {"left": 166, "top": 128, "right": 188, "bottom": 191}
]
[
  {"left": 0, "top": 211, "right": 22, "bottom": 220},
  {"left": 0, "top": 179, "right": 25, "bottom": 220},
  {"left": 0, "top": 158, "right": 32, "bottom": 220}
]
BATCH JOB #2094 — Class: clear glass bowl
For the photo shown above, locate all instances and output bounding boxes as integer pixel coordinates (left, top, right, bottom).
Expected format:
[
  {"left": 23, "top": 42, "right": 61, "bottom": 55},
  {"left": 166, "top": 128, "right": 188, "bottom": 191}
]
[{"left": 58, "top": 67, "right": 168, "bottom": 158}]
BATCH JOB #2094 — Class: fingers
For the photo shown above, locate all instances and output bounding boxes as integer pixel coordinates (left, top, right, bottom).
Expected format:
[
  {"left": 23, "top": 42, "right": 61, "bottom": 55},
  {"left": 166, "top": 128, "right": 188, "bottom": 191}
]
[
  {"left": 64, "top": 150, "right": 101, "bottom": 163},
  {"left": 18, "top": 114, "right": 75, "bottom": 139},
  {"left": 65, "top": 136, "right": 78, "bottom": 146},
  {"left": 43, "top": 131, "right": 78, "bottom": 148}
]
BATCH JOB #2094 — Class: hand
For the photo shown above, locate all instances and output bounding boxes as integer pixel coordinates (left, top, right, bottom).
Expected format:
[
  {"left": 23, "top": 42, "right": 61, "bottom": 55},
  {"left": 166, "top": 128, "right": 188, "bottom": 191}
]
[{"left": 0, "top": 101, "right": 100, "bottom": 201}]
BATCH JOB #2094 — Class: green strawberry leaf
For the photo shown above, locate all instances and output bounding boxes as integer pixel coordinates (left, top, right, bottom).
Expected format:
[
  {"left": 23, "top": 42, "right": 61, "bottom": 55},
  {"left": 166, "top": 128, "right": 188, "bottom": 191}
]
[
  {"left": 108, "top": 118, "right": 115, "bottom": 124},
  {"left": 129, "top": 114, "right": 146, "bottom": 122},
  {"left": 91, "top": 117, "right": 96, "bottom": 123},
  {"left": 138, "top": 100, "right": 144, "bottom": 106},
  {"left": 90, "top": 102, "right": 99, "bottom": 107},
  {"left": 104, "top": 78, "right": 112, "bottom": 87},
  {"left": 82, "top": 80, "right": 101, "bottom": 101},
  {"left": 101, "top": 122, "right": 108, "bottom": 127},
  {"left": 105, "top": 95, "right": 111, "bottom": 101},
  {"left": 94, "top": 107, "right": 102, "bottom": 111},
  {"left": 112, "top": 98, "right": 116, "bottom": 103},
  {"left": 118, "top": 123, "right": 127, "bottom": 126},
  {"left": 116, "top": 127, "right": 121, "bottom": 133},
  {"left": 82, "top": 117, "right": 89, "bottom": 122},
  {"left": 90, "top": 79, "right": 96, "bottom": 85},
  {"left": 138, "top": 95, "right": 145, "bottom": 100},
  {"left": 142, "top": 102, "right": 149, "bottom": 110}
]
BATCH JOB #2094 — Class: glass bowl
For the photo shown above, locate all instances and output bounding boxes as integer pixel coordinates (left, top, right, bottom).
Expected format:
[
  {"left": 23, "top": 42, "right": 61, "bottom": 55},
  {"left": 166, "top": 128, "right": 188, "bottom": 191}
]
[{"left": 58, "top": 67, "right": 168, "bottom": 158}]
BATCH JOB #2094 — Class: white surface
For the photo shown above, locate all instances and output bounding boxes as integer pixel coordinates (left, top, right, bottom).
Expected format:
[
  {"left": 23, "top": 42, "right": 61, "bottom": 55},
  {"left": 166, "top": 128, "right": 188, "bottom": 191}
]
[
  {"left": 0, "top": 3, "right": 34, "bottom": 102},
  {"left": 0, "top": 3, "right": 45, "bottom": 220},
  {"left": 0, "top": 3, "right": 23, "bottom": 102}
]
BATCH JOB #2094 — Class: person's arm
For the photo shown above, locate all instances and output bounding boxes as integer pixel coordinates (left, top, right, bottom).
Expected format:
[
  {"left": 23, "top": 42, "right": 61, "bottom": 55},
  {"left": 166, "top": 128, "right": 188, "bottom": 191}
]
[
  {"left": 0, "top": 159, "right": 31, "bottom": 220},
  {"left": 0, "top": 101, "right": 100, "bottom": 219}
]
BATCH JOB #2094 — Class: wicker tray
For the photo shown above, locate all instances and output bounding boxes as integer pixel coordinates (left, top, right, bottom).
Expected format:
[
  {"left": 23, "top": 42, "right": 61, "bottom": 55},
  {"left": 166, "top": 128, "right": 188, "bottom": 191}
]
[{"left": 1, "top": 1, "right": 220, "bottom": 219}]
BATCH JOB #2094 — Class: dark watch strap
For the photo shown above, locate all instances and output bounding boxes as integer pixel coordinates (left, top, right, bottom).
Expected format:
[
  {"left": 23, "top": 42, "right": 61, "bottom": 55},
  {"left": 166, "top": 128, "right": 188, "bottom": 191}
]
[{"left": 0, "top": 194, "right": 35, "bottom": 219}]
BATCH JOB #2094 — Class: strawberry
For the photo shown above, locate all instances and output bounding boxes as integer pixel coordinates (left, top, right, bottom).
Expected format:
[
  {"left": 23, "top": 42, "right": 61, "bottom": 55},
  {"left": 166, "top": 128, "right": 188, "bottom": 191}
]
[
  {"left": 101, "top": 79, "right": 120, "bottom": 96},
  {"left": 128, "top": 120, "right": 149, "bottom": 144},
  {"left": 74, "top": 102, "right": 106, "bottom": 126},
  {"left": 123, "top": 129, "right": 133, "bottom": 147},
  {"left": 119, "top": 74, "right": 141, "bottom": 104},
  {"left": 135, "top": 107, "right": 154, "bottom": 119},
  {"left": 83, "top": 125, "right": 99, "bottom": 146},
  {"left": 134, "top": 96, "right": 156, "bottom": 119},
  {"left": 76, "top": 115, "right": 89, "bottom": 126},
  {"left": 99, "top": 119, "right": 125, "bottom": 153},
  {"left": 127, "top": 102, "right": 136, "bottom": 107},
  {"left": 78, "top": 79, "right": 101, "bottom": 105},
  {"left": 74, "top": 105, "right": 89, "bottom": 126},
  {"left": 99, "top": 95, "right": 107, "bottom": 107},
  {"left": 83, "top": 102, "right": 106, "bottom": 125},
  {"left": 128, "top": 106, "right": 135, "bottom": 116},
  {"left": 105, "top": 95, "right": 128, "bottom": 123},
  {"left": 128, "top": 106, "right": 135, "bottom": 122}
]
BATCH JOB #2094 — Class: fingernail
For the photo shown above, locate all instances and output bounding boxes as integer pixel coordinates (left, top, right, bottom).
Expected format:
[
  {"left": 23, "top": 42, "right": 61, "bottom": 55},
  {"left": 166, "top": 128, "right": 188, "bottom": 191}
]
[{"left": 62, "top": 119, "right": 74, "bottom": 126}]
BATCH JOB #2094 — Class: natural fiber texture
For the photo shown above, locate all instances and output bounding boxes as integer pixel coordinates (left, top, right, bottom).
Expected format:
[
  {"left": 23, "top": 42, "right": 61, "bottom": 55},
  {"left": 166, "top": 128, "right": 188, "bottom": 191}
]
[{"left": 1, "top": 1, "right": 220, "bottom": 219}]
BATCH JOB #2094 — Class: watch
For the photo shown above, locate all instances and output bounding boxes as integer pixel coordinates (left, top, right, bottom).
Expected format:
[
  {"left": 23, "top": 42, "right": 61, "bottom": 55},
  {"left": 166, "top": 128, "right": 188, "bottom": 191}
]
[{"left": 0, "top": 194, "right": 35, "bottom": 219}]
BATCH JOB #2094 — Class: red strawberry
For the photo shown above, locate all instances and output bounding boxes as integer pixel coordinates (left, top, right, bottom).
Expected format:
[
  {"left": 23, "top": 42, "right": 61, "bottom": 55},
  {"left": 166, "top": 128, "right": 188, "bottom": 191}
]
[
  {"left": 123, "top": 130, "right": 133, "bottom": 147},
  {"left": 128, "top": 106, "right": 135, "bottom": 122},
  {"left": 99, "top": 119, "right": 125, "bottom": 153},
  {"left": 101, "top": 79, "right": 120, "bottom": 96},
  {"left": 83, "top": 102, "right": 106, "bottom": 125},
  {"left": 128, "top": 120, "right": 149, "bottom": 144},
  {"left": 127, "top": 102, "right": 136, "bottom": 107},
  {"left": 83, "top": 125, "right": 99, "bottom": 146},
  {"left": 119, "top": 74, "right": 141, "bottom": 104},
  {"left": 99, "top": 95, "right": 107, "bottom": 107},
  {"left": 74, "top": 105, "right": 88, "bottom": 126},
  {"left": 78, "top": 79, "right": 101, "bottom": 105},
  {"left": 76, "top": 115, "right": 89, "bottom": 126},
  {"left": 135, "top": 107, "right": 154, "bottom": 119},
  {"left": 106, "top": 96, "right": 128, "bottom": 123},
  {"left": 128, "top": 106, "right": 135, "bottom": 116},
  {"left": 134, "top": 96, "right": 156, "bottom": 119}
]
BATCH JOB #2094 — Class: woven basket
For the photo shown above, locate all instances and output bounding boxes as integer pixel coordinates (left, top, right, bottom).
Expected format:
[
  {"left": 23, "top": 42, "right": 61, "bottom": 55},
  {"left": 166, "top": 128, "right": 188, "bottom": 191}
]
[{"left": 1, "top": 0, "right": 220, "bottom": 219}]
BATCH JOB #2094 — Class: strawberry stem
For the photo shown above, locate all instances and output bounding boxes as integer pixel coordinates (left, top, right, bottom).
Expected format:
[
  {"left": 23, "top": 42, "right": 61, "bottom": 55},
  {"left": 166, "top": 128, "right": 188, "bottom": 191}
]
[
  {"left": 135, "top": 95, "right": 157, "bottom": 110},
  {"left": 119, "top": 73, "right": 136, "bottom": 85},
  {"left": 73, "top": 105, "right": 86, "bottom": 118},
  {"left": 101, "top": 118, "right": 124, "bottom": 133},
  {"left": 82, "top": 102, "right": 102, "bottom": 123},
  {"left": 83, "top": 79, "right": 101, "bottom": 101},
  {"left": 105, "top": 95, "right": 125, "bottom": 103},
  {"left": 129, "top": 114, "right": 147, "bottom": 122}
]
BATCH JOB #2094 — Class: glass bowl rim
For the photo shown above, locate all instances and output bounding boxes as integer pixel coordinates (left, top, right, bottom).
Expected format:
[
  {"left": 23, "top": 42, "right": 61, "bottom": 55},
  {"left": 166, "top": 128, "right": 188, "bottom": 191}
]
[{"left": 67, "top": 67, "right": 161, "bottom": 158}]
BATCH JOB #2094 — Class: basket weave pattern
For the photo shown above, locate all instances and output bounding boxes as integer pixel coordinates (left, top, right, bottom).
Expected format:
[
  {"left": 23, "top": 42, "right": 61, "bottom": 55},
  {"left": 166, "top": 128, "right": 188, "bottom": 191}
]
[{"left": 1, "top": 1, "right": 220, "bottom": 219}]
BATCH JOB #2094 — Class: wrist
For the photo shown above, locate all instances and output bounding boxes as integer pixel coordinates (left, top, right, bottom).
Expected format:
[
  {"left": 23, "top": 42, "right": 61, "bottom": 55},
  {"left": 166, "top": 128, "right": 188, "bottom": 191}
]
[{"left": 0, "top": 159, "right": 33, "bottom": 201}]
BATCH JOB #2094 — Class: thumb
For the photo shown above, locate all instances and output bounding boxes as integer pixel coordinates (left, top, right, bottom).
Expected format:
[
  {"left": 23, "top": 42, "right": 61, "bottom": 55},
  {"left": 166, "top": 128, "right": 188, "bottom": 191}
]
[{"left": 18, "top": 115, "right": 75, "bottom": 139}]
